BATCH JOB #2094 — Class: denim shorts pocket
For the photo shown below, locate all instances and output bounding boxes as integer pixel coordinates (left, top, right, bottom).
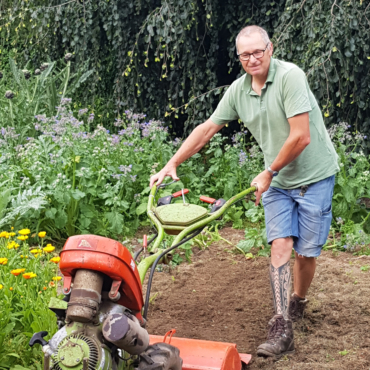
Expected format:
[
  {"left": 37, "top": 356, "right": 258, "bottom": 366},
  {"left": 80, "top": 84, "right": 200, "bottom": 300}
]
[{"left": 318, "top": 204, "right": 332, "bottom": 246}]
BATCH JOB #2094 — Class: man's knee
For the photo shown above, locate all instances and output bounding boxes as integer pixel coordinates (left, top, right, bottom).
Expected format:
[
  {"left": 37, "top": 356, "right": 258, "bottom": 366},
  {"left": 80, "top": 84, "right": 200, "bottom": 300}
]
[{"left": 271, "top": 237, "right": 293, "bottom": 258}]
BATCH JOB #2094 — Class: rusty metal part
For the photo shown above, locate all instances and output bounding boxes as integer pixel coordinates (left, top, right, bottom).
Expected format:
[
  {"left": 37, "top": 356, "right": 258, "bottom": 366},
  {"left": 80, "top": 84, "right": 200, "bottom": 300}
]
[
  {"left": 43, "top": 353, "right": 50, "bottom": 370},
  {"left": 66, "top": 270, "right": 103, "bottom": 323},
  {"left": 83, "top": 357, "right": 89, "bottom": 370},
  {"left": 102, "top": 313, "right": 149, "bottom": 355}
]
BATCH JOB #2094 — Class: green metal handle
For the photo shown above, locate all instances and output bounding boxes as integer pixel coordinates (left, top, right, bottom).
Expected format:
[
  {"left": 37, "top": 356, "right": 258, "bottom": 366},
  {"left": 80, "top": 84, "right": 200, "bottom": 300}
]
[{"left": 137, "top": 184, "right": 256, "bottom": 283}]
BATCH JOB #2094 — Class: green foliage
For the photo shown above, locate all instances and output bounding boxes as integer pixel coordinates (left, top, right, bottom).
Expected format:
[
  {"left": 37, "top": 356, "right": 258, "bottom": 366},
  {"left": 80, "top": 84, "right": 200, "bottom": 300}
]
[
  {"left": 6, "top": 0, "right": 370, "bottom": 139},
  {"left": 0, "top": 57, "right": 92, "bottom": 133},
  {"left": 328, "top": 122, "right": 370, "bottom": 232},
  {"left": 0, "top": 234, "right": 59, "bottom": 370},
  {"left": 0, "top": 102, "right": 264, "bottom": 240},
  {"left": 274, "top": 0, "right": 370, "bottom": 149},
  {"left": 236, "top": 226, "right": 269, "bottom": 257}
]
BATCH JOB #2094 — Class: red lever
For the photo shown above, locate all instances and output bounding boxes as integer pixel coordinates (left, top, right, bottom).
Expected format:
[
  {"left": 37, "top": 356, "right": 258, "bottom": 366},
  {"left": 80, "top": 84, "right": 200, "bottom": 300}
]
[
  {"left": 200, "top": 196, "right": 216, "bottom": 204},
  {"left": 172, "top": 189, "right": 189, "bottom": 198},
  {"left": 143, "top": 234, "right": 147, "bottom": 250}
]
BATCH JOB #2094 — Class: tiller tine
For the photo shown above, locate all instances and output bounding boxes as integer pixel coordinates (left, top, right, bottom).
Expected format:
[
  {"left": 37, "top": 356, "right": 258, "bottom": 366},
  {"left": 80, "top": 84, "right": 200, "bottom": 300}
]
[{"left": 149, "top": 334, "right": 251, "bottom": 370}]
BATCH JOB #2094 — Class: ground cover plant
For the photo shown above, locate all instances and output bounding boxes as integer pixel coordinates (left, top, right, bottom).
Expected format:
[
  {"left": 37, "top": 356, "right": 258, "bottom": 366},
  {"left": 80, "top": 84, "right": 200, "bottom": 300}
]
[
  {"left": 0, "top": 229, "right": 60, "bottom": 370},
  {"left": 0, "top": 98, "right": 264, "bottom": 240}
]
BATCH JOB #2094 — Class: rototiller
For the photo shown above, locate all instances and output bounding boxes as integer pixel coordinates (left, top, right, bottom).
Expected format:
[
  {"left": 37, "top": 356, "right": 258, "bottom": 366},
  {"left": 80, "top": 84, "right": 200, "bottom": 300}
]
[{"left": 29, "top": 182, "right": 255, "bottom": 370}]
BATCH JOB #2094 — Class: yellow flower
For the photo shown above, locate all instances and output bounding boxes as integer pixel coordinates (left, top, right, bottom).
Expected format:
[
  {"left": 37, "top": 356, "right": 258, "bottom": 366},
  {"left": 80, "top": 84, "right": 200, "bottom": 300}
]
[
  {"left": 20, "top": 255, "right": 24, "bottom": 258},
  {"left": 38, "top": 231, "right": 46, "bottom": 238},
  {"left": 11, "top": 268, "right": 25, "bottom": 276},
  {"left": 7, "top": 243, "right": 14, "bottom": 250},
  {"left": 30, "top": 249, "right": 42, "bottom": 254},
  {"left": 0, "top": 284, "right": 3, "bottom": 289},
  {"left": 9, "top": 232, "right": 16, "bottom": 237},
  {"left": 9, "top": 287, "right": 13, "bottom": 291},
  {"left": 50, "top": 257, "right": 61, "bottom": 264},
  {"left": 43, "top": 245, "right": 55, "bottom": 253},
  {"left": 0, "top": 258, "right": 8, "bottom": 265},
  {"left": 52, "top": 276, "right": 62, "bottom": 281},
  {"left": 17, "top": 235, "right": 28, "bottom": 241},
  {"left": 0, "top": 231, "right": 8, "bottom": 238},
  {"left": 23, "top": 272, "right": 37, "bottom": 280},
  {"left": 11, "top": 226, "right": 14, "bottom": 230},
  {"left": 18, "top": 229, "right": 31, "bottom": 235}
]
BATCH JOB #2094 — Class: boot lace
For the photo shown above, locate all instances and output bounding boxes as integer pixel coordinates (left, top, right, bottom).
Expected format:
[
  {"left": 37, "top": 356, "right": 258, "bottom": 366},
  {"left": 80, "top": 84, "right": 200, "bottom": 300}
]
[{"left": 266, "top": 316, "right": 286, "bottom": 343}]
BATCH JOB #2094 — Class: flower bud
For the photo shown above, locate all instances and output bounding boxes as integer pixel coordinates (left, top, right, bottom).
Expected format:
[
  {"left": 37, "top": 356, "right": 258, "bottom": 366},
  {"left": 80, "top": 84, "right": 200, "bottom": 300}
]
[
  {"left": 40, "top": 63, "right": 49, "bottom": 71},
  {"left": 34, "top": 69, "right": 41, "bottom": 76},
  {"left": 22, "top": 69, "right": 31, "bottom": 80},
  {"left": 5, "top": 90, "right": 14, "bottom": 99},
  {"left": 64, "top": 53, "right": 72, "bottom": 62}
]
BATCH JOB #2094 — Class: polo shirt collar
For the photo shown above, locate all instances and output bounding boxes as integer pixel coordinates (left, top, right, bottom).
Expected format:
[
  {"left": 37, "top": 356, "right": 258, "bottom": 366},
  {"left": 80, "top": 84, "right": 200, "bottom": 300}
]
[{"left": 242, "top": 57, "right": 277, "bottom": 95}]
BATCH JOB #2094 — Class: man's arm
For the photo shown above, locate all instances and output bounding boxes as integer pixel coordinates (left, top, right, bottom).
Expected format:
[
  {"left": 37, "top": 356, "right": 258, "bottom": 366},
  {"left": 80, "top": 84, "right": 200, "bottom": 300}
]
[
  {"left": 251, "top": 112, "right": 311, "bottom": 205},
  {"left": 150, "top": 119, "right": 224, "bottom": 187}
]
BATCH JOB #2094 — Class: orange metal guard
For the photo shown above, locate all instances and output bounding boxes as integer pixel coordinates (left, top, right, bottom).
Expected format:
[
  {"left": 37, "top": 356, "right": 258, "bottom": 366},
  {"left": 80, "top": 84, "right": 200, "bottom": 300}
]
[
  {"left": 149, "top": 335, "right": 251, "bottom": 370},
  {"left": 60, "top": 235, "right": 144, "bottom": 314}
]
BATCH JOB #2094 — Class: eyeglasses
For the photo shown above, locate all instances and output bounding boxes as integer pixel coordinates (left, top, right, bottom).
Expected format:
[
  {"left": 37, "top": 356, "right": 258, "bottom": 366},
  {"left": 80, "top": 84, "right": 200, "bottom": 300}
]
[{"left": 237, "top": 43, "right": 269, "bottom": 61}]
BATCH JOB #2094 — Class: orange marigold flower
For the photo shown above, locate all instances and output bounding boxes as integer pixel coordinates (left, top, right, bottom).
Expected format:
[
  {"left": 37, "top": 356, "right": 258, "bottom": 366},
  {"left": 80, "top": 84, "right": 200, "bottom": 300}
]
[
  {"left": 50, "top": 257, "right": 61, "bottom": 264},
  {"left": 49, "top": 281, "right": 55, "bottom": 287},
  {"left": 30, "top": 249, "right": 42, "bottom": 254},
  {"left": 38, "top": 231, "right": 46, "bottom": 238},
  {"left": 43, "top": 286, "right": 47, "bottom": 290},
  {"left": 9, "top": 287, "right": 13, "bottom": 291},
  {"left": 0, "top": 258, "right": 8, "bottom": 265},
  {"left": 11, "top": 269, "right": 25, "bottom": 276},
  {"left": 0, "top": 231, "right": 8, "bottom": 238},
  {"left": 23, "top": 272, "right": 37, "bottom": 280}
]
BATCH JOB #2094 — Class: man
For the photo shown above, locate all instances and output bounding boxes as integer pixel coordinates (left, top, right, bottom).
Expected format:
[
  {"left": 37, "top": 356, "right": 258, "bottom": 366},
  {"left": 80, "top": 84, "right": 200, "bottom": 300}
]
[{"left": 150, "top": 25, "right": 339, "bottom": 358}]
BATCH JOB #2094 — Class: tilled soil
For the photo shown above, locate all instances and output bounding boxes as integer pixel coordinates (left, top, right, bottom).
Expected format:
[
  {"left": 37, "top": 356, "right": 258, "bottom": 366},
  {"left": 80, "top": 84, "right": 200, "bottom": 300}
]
[{"left": 142, "top": 227, "right": 370, "bottom": 369}]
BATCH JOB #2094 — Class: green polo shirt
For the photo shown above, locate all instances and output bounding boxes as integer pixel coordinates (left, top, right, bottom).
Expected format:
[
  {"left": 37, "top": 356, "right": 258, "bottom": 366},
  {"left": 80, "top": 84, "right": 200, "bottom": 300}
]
[{"left": 210, "top": 57, "right": 339, "bottom": 189}]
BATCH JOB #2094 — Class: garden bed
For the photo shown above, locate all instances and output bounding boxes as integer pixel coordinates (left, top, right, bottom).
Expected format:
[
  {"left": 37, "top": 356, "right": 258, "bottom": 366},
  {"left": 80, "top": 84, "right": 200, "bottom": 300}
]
[{"left": 143, "top": 227, "right": 370, "bottom": 369}]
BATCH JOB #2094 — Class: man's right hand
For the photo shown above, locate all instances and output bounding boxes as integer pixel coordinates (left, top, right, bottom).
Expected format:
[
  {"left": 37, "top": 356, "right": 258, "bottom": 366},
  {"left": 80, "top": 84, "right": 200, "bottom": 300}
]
[{"left": 150, "top": 164, "right": 179, "bottom": 188}]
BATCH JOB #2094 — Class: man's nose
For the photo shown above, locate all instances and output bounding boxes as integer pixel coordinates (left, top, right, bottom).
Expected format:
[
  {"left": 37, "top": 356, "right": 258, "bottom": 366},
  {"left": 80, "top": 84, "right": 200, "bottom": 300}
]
[{"left": 249, "top": 54, "right": 258, "bottom": 63}]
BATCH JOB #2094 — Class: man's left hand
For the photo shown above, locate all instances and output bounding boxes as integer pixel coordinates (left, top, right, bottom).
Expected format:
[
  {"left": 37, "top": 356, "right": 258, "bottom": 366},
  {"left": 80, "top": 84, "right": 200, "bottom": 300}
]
[{"left": 251, "top": 170, "right": 273, "bottom": 206}]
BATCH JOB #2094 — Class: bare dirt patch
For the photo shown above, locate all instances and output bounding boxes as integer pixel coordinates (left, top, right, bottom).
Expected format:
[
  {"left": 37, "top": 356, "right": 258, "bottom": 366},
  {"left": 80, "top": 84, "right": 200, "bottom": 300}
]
[{"left": 143, "top": 227, "right": 370, "bottom": 369}]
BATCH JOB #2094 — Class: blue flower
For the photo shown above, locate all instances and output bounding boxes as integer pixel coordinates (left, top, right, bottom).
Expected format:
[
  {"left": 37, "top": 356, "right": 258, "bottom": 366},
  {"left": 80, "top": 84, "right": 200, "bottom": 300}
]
[{"left": 343, "top": 245, "right": 347, "bottom": 249}]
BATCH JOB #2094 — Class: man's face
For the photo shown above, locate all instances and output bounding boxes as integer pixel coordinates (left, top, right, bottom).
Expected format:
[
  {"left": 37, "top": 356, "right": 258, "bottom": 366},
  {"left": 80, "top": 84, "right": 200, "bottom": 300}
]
[{"left": 236, "top": 32, "right": 273, "bottom": 78}]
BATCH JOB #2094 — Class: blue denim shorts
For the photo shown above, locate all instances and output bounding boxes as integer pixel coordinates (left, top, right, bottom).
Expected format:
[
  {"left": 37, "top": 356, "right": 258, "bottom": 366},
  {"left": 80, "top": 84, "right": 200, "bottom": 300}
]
[{"left": 262, "top": 175, "right": 335, "bottom": 257}]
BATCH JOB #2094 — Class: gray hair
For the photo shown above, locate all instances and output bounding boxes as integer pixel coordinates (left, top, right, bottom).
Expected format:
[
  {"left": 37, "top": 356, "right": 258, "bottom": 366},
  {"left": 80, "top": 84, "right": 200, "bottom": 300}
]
[{"left": 235, "top": 25, "right": 271, "bottom": 51}]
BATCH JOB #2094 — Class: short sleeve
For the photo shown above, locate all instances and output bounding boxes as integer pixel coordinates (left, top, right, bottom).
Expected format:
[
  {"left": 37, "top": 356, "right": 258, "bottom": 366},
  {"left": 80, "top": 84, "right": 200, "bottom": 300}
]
[
  {"left": 283, "top": 68, "right": 312, "bottom": 119},
  {"left": 210, "top": 84, "right": 239, "bottom": 125}
]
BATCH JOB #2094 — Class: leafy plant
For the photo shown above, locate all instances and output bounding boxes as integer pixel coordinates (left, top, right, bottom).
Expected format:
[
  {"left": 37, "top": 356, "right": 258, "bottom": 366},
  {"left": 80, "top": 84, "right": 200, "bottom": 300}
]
[{"left": 0, "top": 57, "right": 92, "bottom": 135}]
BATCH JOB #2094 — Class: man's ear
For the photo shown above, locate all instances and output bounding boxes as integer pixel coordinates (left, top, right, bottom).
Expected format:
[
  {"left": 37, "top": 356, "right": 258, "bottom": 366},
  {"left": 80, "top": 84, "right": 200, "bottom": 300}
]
[{"left": 269, "top": 42, "right": 274, "bottom": 56}]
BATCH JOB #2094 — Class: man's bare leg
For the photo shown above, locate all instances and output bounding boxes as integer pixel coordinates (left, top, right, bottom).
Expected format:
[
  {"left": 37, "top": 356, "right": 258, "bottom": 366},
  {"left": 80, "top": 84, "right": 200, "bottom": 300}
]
[{"left": 293, "top": 251, "right": 316, "bottom": 298}]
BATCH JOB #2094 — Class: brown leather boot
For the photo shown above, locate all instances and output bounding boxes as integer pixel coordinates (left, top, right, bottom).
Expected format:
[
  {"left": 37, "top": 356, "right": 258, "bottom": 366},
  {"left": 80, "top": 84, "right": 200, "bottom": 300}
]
[
  {"left": 289, "top": 293, "right": 308, "bottom": 322},
  {"left": 257, "top": 314, "right": 295, "bottom": 359}
]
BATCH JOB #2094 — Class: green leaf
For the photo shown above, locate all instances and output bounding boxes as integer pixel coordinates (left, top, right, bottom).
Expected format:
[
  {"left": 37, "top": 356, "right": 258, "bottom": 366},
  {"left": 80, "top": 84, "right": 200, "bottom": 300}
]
[
  {"left": 71, "top": 189, "right": 86, "bottom": 200},
  {"left": 136, "top": 203, "right": 147, "bottom": 216},
  {"left": 55, "top": 210, "right": 68, "bottom": 228},
  {"left": 105, "top": 211, "right": 124, "bottom": 234}
]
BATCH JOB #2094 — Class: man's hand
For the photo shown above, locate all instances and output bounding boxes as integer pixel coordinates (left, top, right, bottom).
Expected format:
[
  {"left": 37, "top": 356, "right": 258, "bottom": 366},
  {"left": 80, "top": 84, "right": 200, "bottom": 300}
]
[
  {"left": 150, "top": 164, "right": 179, "bottom": 188},
  {"left": 251, "top": 170, "right": 273, "bottom": 206}
]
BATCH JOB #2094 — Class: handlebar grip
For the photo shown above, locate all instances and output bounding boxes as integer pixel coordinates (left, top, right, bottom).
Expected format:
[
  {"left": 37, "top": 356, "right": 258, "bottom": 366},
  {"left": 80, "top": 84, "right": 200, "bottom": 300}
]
[
  {"left": 200, "top": 196, "right": 216, "bottom": 204},
  {"left": 172, "top": 189, "right": 189, "bottom": 198},
  {"left": 29, "top": 331, "right": 49, "bottom": 347}
]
